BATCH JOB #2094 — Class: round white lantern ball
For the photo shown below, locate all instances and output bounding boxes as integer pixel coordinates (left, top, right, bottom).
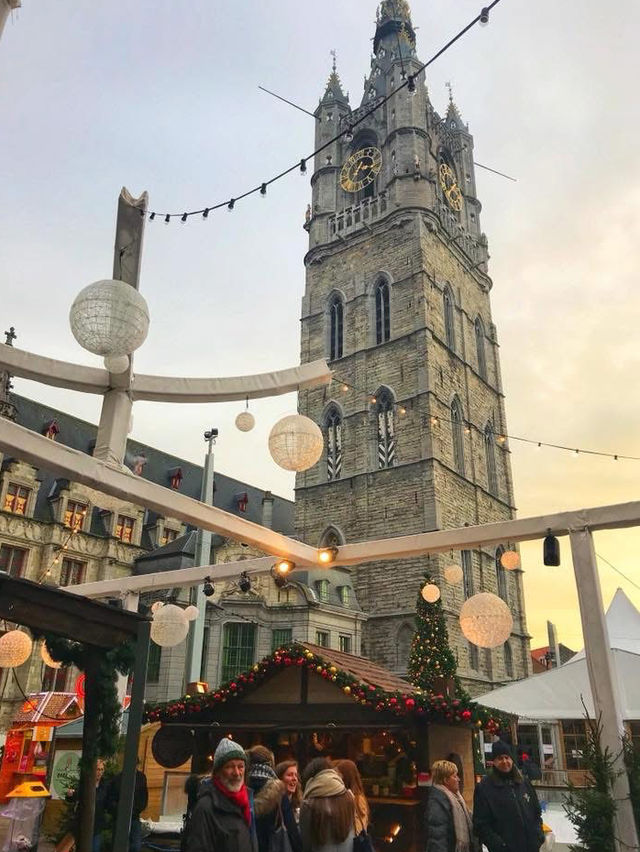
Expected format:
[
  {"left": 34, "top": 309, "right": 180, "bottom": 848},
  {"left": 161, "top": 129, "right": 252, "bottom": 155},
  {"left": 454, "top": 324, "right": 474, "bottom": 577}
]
[
  {"left": 150, "top": 603, "right": 189, "bottom": 647},
  {"left": 183, "top": 605, "right": 199, "bottom": 622},
  {"left": 0, "top": 630, "right": 33, "bottom": 668},
  {"left": 235, "top": 411, "right": 255, "bottom": 433},
  {"left": 150, "top": 601, "right": 164, "bottom": 614},
  {"left": 459, "top": 592, "right": 513, "bottom": 649},
  {"left": 103, "top": 354, "right": 130, "bottom": 374},
  {"left": 421, "top": 583, "right": 441, "bottom": 603},
  {"left": 444, "top": 564, "right": 463, "bottom": 585},
  {"left": 500, "top": 550, "right": 521, "bottom": 571},
  {"left": 69, "top": 279, "right": 150, "bottom": 357},
  {"left": 268, "top": 415, "right": 323, "bottom": 472},
  {"left": 40, "top": 642, "right": 62, "bottom": 670}
]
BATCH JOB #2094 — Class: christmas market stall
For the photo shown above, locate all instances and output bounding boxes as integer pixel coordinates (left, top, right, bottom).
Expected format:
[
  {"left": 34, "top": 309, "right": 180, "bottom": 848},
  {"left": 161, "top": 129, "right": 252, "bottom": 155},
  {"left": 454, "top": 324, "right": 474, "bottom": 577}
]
[{"left": 144, "top": 643, "right": 508, "bottom": 852}]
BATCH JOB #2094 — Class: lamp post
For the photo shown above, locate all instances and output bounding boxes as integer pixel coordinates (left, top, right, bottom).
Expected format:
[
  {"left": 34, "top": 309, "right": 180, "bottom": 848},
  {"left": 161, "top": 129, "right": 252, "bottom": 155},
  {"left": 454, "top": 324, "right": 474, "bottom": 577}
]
[{"left": 185, "top": 428, "right": 217, "bottom": 688}]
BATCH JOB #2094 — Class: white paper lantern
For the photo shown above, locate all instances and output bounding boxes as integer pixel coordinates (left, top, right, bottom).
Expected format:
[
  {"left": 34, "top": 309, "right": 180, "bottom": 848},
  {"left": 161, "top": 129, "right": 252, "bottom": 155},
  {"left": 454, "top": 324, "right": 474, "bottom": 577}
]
[
  {"left": 459, "top": 592, "right": 513, "bottom": 649},
  {"left": 69, "top": 279, "right": 150, "bottom": 357},
  {"left": 444, "top": 564, "right": 463, "bottom": 585},
  {"left": 150, "top": 604, "right": 189, "bottom": 647},
  {"left": 268, "top": 415, "right": 323, "bottom": 472},
  {"left": 235, "top": 411, "right": 255, "bottom": 432},
  {"left": 40, "top": 642, "right": 62, "bottom": 670},
  {"left": 500, "top": 550, "right": 521, "bottom": 571},
  {"left": 0, "top": 630, "right": 33, "bottom": 668},
  {"left": 183, "top": 606, "right": 199, "bottom": 622},
  {"left": 421, "top": 583, "right": 441, "bottom": 603},
  {"left": 103, "top": 354, "right": 130, "bottom": 374},
  {"left": 150, "top": 601, "right": 164, "bottom": 614}
]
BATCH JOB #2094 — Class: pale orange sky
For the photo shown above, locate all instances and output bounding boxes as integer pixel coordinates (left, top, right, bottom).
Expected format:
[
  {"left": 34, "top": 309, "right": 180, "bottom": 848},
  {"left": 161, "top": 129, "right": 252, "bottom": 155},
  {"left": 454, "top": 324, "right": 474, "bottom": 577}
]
[{"left": 2, "top": 1, "right": 639, "bottom": 651}]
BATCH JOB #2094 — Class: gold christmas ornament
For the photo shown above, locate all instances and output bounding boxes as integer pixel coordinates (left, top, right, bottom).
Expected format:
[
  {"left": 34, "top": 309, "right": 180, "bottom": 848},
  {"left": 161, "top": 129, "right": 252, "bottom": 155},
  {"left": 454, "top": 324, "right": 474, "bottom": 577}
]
[
  {"left": 500, "top": 549, "right": 520, "bottom": 570},
  {"left": 40, "top": 642, "right": 62, "bottom": 670},
  {"left": 421, "top": 583, "right": 441, "bottom": 603},
  {"left": 235, "top": 411, "right": 255, "bottom": 433},
  {"left": 268, "top": 414, "right": 323, "bottom": 472},
  {"left": 0, "top": 630, "right": 33, "bottom": 668},
  {"left": 459, "top": 592, "right": 513, "bottom": 649},
  {"left": 444, "top": 564, "right": 463, "bottom": 584}
]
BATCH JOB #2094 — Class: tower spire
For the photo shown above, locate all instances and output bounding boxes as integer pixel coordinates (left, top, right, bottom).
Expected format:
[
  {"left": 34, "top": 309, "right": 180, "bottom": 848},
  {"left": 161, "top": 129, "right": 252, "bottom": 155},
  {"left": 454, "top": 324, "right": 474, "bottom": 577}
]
[
  {"left": 374, "top": 0, "right": 416, "bottom": 55},
  {"left": 321, "top": 49, "right": 349, "bottom": 106}
]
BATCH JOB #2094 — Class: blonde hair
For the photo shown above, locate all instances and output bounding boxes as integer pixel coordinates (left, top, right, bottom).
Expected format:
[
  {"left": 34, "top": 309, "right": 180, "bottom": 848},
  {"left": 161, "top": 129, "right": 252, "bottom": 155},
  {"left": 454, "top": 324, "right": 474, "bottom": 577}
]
[{"left": 431, "top": 760, "right": 458, "bottom": 786}]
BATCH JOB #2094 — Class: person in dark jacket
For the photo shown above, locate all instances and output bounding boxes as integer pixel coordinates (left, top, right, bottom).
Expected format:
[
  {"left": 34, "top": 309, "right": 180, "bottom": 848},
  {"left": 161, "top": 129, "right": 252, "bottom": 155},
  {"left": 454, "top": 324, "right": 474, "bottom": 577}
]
[
  {"left": 473, "top": 740, "right": 544, "bottom": 852},
  {"left": 187, "top": 738, "right": 258, "bottom": 852},
  {"left": 105, "top": 761, "right": 148, "bottom": 852},
  {"left": 425, "top": 760, "right": 477, "bottom": 852},
  {"left": 247, "top": 746, "right": 302, "bottom": 852}
]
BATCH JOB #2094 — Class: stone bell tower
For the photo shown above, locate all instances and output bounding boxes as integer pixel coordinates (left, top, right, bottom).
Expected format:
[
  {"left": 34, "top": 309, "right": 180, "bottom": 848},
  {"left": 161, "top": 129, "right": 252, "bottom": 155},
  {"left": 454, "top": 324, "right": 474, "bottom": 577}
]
[{"left": 295, "top": 1, "right": 530, "bottom": 693}]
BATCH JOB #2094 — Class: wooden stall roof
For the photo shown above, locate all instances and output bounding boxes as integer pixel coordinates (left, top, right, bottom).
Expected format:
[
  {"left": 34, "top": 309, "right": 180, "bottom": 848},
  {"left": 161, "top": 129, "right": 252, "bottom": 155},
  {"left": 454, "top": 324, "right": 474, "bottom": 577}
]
[
  {"left": 300, "top": 643, "right": 416, "bottom": 694},
  {"left": 12, "top": 692, "right": 81, "bottom": 725}
]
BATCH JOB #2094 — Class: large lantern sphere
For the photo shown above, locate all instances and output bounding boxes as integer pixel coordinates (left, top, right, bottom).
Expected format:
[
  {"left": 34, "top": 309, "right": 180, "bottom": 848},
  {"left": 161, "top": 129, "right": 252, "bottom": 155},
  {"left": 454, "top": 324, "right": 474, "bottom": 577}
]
[
  {"left": 459, "top": 592, "right": 513, "bottom": 649},
  {"left": 0, "top": 630, "right": 33, "bottom": 668},
  {"left": 150, "top": 603, "right": 189, "bottom": 648},
  {"left": 444, "top": 564, "right": 463, "bottom": 585},
  {"left": 235, "top": 411, "right": 255, "bottom": 433},
  {"left": 69, "top": 279, "right": 150, "bottom": 357},
  {"left": 421, "top": 583, "right": 441, "bottom": 603},
  {"left": 268, "top": 414, "right": 323, "bottom": 472},
  {"left": 500, "top": 549, "right": 521, "bottom": 571},
  {"left": 40, "top": 642, "right": 62, "bottom": 670}
]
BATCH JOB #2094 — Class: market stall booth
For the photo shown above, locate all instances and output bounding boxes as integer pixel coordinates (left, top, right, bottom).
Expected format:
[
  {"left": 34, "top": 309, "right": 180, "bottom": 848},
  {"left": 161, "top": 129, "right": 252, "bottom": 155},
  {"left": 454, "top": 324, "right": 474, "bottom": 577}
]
[{"left": 145, "top": 643, "right": 506, "bottom": 852}]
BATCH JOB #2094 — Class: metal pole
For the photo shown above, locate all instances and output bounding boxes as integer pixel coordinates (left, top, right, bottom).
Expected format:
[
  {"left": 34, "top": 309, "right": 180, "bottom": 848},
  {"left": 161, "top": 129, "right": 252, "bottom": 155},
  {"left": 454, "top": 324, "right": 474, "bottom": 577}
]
[
  {"left": 185, "top": 429, "right": 216, "bottom": 684},
  {"left": 569, "top": 527, "right": 639, "bottom": 852},
  {"left": 113, "top": 618, "right": 151, "bottom": 852}
]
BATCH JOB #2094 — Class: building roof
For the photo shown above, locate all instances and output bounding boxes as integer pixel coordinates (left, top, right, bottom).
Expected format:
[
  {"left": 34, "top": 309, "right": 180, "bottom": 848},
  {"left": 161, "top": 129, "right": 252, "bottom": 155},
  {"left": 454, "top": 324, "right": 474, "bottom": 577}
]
[
  {"left": 477, "top": 589, "right": 640, "bottom": 721},
  {"left": 300, "top": 642, "right": 413, "bottom": 693},
  {"left": 9, "top": 395, "right": 294, "bottom": 541},
  {"left": 12, "top": 691, "right": 81, "bottom": 725}
]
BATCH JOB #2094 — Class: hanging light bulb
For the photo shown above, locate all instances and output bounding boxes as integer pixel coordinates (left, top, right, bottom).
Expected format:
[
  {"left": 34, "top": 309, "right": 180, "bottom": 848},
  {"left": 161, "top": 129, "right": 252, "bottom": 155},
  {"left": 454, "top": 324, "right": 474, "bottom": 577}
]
[
  {"left": 260, "top": 183, "right": 267, "bottom": 198},
  {"left": 407, "top": 75, "right": 417, "bottom": 96},
  {"left": 300, "top": 159, "right": 307, "bottom": 175},
  {"left": 181, "top": 213, "right": 188, "bottom": 223},
  {"left": 479, "top": 7, "right": 490, "bottom": 25},
  {"left": 344, "top": 126, "right": 354, "bottom": 143},
  {"left": 149, "top": 212, "right": 156, "bottom": 221},
  {"left": 202, "top": 208, "right": 209, "bottom": 219},
  {"left": 227, "top": 199, "right": 235, "bottom": 212},
  {"left": 164, "top": 214, "right": 170, "bottom": 224}
]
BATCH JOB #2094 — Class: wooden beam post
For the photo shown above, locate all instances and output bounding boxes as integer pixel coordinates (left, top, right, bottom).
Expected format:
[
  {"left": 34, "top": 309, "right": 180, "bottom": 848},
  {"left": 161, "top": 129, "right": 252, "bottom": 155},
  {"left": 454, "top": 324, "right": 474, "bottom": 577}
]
[{"left": 76, "top": 652, "right": 101, "bottom": 852}]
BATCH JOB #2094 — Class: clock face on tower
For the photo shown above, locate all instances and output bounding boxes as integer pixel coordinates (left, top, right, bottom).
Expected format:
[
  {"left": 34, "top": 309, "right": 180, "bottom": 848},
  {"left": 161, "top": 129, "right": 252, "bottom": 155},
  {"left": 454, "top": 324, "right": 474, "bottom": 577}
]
[
  {"left": 439, "top": 162, "right": 463, "bottom": 211},
  {"left": 340, "top": 146, "right": 383, "bottom": 193}
]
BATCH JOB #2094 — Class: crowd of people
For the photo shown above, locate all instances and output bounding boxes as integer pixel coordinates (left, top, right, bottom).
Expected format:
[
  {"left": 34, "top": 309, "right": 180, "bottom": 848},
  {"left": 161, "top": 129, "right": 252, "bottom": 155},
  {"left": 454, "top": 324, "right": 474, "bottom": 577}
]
[{"left": 183, "top": 738, "right": 546, "bottom": 852}]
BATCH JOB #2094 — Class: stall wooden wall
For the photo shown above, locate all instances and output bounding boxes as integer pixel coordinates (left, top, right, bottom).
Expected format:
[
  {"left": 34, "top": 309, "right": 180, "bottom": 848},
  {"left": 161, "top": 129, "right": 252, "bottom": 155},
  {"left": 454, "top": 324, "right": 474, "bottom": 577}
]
[
  {"left": 427, "top": 724, "right": 474, "bottom": 808},
  {"left": 139, "top": 723, "right": 191, "bottom": 821}
]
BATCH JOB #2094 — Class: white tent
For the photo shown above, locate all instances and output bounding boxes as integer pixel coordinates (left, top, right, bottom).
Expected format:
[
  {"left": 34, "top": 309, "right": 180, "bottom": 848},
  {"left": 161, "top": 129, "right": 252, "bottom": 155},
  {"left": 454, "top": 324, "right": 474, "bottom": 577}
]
[{"left": 476, "top": 589, "right": 640, "bottom": 720}]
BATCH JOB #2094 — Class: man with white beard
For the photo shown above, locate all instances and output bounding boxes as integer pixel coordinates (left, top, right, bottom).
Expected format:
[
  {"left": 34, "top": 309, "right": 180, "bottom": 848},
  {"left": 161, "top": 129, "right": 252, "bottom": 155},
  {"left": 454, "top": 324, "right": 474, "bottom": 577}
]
[{"left": 186, "top": 739, "right": 258, "bottom": 852}]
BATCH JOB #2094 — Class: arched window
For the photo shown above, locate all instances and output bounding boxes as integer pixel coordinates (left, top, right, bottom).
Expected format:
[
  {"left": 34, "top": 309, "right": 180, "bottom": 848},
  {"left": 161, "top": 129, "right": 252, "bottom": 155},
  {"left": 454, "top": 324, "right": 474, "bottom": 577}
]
[
  {"left": 468, "top": 642, "right": 479, "bottom": 671},
  {"left": 475, "top": 317, "right": 487, "bottom": 380},
  {"left": 484, "top": 423, "right": 498, "bottom": 495},
  {"left": 443, "top": 287, "right": 455, "bottom": 350},
  {"left": 329, "top": 295, "right": 344, "bottom": 361},
  {"left": 451, "top": 396, "right": 465, "bottom": 475},
  {"left": 376, "top": 389, "right": 395, "bottom": 469},
  {"left": 495, "top": 546, "right": 508, "bottom": 603},
  {"left": 397, "top": 623, "right": 414, "bottom": 672},
  {"left": 504, "top": 641, "right": 514, "bottom": 678},
  {"left": 461, "top": 550, "right": 474, "bottom": 599},
  {"left": 325, "top": 407, "right": 342, "bottom": 481},
  {"left": 375, "top": 280, "right": 391, "bottom": 344}
]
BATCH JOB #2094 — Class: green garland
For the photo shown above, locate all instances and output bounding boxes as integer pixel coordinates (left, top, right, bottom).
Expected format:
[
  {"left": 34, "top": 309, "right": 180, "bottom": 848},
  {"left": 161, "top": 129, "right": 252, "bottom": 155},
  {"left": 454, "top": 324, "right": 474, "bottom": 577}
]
[{"left": 34, "top": 632, "right": 135, "bottom": 765}]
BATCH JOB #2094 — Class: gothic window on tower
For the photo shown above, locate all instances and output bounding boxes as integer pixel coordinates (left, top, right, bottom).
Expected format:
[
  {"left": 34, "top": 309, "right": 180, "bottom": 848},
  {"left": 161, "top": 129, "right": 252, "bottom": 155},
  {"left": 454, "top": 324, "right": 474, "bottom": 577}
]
[
  {"left": 376, "top": 389, "right": 396, "bottom": 469},
  {"left": 461, "top": 550, "right": 474, "bottom": 599},
  {"left": 484, "top": 423, "right": 498, "bottom": 495},
  {"left": 375, "top": 279, "right": 391, "bottom": 344},
  {"left": 451, "top": 396, "right": 465, "bottom": 475},
  {"left": 328, "top": 295, "right": 344, "bottom": 361},
  {"left": 325, "top": 406, "right": 343, "bottom": 481},
  {"left": 475, "top": 316, "right": 487, "bottom": 380},
  {"left": 443, "top": 286, "right": 455, "bottom": 350},
  {"left": 504, "top": 641, "right": 514, "bottom": 678}
]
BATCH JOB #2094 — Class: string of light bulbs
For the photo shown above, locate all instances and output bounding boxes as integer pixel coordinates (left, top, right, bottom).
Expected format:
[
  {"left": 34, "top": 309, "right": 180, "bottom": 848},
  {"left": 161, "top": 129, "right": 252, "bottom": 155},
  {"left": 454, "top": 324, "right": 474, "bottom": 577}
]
[
  {"left": 330, "top": 373, "right": 640, "bottom": 462},
  {"left": 140, "top": 2, "right": 502, "bottom": 223},
  {"left": 36, "top": 512, "right": 87, "bottom": 584}
]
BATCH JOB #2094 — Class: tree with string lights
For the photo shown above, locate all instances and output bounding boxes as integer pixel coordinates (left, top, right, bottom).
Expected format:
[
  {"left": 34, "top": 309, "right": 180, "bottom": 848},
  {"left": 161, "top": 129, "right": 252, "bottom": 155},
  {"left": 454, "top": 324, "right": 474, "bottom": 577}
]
[{"left": 408, "top": 573, "right": 458, "bottom": 692}]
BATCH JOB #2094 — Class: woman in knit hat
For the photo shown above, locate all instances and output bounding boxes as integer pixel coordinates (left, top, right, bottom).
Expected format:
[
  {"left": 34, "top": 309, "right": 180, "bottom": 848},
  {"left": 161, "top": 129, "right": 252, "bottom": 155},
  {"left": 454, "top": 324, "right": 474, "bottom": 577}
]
[
  {"left": 300, "top": 767, "right": 355, "bottom": 852},
  {"left": 425, "top": 759, "right": 478, "bottom": 852},
  {"left": 473, "top": 740, "right": 545, "bottom": 852}
]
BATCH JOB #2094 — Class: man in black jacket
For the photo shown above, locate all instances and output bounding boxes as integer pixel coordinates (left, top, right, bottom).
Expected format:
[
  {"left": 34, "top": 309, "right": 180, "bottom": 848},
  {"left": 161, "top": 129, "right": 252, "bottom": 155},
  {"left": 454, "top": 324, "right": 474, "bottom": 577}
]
[
  {"left": 473, "top": 740, "right": 545, "bottom": 852},
  {"left": 105, "top": 761, "right": 148, "bottom": 852},
  {"left": 187, "top": 738, "right": 258, "bottom": 852}
]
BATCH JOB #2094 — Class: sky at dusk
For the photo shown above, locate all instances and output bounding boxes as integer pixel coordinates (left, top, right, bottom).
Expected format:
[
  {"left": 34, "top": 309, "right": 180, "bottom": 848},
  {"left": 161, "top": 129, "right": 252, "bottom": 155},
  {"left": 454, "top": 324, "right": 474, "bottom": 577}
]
[{"left": 1, "top": 0, "right": 639, "bottom": 650}]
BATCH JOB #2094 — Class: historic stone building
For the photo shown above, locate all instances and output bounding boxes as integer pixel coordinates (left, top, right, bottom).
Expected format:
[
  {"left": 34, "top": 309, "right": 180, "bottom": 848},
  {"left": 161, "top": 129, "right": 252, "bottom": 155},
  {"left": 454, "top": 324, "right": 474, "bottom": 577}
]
[{"left": 295, "top": 0, "right": 531, "bottom": 693}]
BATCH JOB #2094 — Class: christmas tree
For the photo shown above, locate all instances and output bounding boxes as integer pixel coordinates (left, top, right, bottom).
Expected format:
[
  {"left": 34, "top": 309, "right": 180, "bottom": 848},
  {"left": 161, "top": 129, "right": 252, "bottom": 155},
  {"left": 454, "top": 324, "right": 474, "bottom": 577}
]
[{"left": 408, "top": 573, "right": 458, "bottom": 691}]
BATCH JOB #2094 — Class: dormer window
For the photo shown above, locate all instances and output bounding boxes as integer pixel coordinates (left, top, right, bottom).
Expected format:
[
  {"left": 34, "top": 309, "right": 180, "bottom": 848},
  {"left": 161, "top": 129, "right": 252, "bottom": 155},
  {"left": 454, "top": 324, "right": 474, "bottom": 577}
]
[
  {"left": 160, "top": 528, "right": 179, "bottom": 546},
  {"left": 115, "top": 515, "right": 135, "bottom": 543},
  {"left": 64, "top": 500, "right": 87, "bottom": 531},
  {"left": 169, "top": 468, "right": 183, "bottom": 490},
  {"left": 315, "top": 579, "right": 330, "bottom": 602},
  {"left": 4, "top": 484, "right": 30, "bottom": 516},
  {"left": 338, "top": 586, "right": 351, "bottom": 606}
]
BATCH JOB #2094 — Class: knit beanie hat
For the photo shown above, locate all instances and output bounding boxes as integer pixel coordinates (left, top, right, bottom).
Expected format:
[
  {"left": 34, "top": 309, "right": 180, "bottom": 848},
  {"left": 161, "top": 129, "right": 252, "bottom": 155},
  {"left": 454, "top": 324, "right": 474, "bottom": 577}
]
[
  {"left": 213, "top": 738, "right": 247, "bottom": 772},
  {"left": 492, "top": 740, "right": 513, "bottom": 760}
]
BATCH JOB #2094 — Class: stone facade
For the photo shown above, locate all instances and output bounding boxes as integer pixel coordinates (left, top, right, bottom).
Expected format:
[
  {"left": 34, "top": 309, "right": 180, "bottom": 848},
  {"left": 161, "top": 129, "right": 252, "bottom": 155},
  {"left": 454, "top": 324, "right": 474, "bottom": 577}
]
[{"left": 295, "top": 2, "right": 530, "bottom": 693}]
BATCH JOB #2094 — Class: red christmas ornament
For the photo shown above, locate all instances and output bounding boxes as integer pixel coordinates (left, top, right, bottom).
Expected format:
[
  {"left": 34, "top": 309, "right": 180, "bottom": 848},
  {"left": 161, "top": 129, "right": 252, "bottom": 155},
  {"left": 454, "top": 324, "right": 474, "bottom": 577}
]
[{"left": 405, "top": 698, "right": 416, "bottom": 710}]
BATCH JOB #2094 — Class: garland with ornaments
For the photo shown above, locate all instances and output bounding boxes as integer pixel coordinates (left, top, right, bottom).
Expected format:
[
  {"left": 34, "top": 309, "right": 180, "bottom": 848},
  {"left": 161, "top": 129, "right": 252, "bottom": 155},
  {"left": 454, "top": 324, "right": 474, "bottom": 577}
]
[{"left": 143, "top": 643, "right": 508, "bottom": 735}]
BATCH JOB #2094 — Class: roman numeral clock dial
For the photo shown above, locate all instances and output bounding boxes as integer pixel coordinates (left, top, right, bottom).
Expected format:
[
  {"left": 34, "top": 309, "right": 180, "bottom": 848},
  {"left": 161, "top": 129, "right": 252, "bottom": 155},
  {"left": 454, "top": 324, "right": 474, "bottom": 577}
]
[{"left": 340, "top": 146, "right": 383, "bottom": 193}]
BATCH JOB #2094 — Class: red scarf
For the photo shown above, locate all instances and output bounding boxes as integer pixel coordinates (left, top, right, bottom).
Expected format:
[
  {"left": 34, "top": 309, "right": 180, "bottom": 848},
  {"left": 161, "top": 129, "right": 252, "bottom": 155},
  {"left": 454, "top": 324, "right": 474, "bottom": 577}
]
[{"left": 213, "top": 777, "right": 251, "bottom": 826}]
